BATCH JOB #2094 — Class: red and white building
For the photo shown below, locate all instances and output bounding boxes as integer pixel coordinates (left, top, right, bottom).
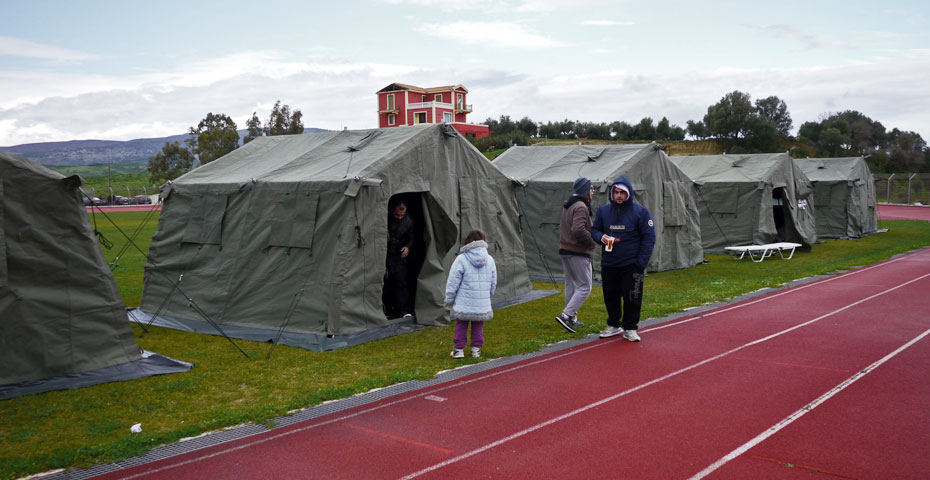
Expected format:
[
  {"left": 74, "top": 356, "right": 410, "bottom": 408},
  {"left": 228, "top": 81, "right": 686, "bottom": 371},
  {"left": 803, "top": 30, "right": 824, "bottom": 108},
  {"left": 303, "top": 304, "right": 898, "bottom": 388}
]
[{"left": 376, "top": 83, "right": 490, "bottom": 139}]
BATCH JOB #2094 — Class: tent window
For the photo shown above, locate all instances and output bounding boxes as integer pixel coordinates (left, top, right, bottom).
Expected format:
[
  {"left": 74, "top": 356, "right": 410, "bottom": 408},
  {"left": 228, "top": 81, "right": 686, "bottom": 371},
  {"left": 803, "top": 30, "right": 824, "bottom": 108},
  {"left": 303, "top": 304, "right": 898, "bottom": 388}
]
[
  {"left": 182, "top": 193, "right": 228, "bottom": 245},
  {"left": 266, "top": 192, "right": 319, "bottom": 251},
  {"left": 0, "top": 182, "right": 6, "bottom": 286},
  {"left": 662, "top": 181, "right": 686, "bottom": 227}
]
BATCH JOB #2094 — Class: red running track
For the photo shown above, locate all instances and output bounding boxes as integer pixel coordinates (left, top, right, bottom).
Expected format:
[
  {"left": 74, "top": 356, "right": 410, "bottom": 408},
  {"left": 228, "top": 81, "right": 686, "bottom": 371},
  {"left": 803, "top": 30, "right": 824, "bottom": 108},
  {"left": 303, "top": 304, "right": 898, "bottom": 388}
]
[
  {"left": 89, "top": 247, "right": 930, "bottom": 480},
  {"left": 878, "top": 204, "right": 930, "bottom": 221}
]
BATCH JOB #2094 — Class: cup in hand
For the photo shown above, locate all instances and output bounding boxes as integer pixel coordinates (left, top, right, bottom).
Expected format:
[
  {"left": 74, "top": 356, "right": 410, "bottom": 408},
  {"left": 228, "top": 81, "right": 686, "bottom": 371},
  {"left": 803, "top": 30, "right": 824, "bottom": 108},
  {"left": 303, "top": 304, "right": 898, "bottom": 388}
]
[{"left": 605, "top": 236, "right": 615, "bottom": 252}]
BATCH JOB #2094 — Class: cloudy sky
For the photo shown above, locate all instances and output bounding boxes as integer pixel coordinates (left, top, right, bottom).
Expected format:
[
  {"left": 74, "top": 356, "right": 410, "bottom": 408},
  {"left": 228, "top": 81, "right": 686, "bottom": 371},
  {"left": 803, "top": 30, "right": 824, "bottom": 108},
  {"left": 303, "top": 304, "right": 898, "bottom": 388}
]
[{"left": 1, "top": 0, "right": 928, "bottom": 146}]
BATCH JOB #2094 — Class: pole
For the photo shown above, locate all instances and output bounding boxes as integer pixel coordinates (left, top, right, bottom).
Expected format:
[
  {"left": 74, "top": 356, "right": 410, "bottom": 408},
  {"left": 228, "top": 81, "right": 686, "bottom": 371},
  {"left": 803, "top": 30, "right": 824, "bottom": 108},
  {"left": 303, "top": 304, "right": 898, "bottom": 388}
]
[
  {"left": 907, "top": 173, "right": 916, "bottom": 205},
  {"left": 887, "top": 173, "right": 895, "bottom": 204}
]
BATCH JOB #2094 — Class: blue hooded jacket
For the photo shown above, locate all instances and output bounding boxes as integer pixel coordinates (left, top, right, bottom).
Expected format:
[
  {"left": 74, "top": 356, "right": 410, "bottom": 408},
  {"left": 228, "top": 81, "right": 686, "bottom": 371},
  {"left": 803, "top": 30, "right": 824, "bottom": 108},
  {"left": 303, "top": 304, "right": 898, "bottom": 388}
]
[{"left": 591, "top": 177, "right": 656, "bottom": 270}]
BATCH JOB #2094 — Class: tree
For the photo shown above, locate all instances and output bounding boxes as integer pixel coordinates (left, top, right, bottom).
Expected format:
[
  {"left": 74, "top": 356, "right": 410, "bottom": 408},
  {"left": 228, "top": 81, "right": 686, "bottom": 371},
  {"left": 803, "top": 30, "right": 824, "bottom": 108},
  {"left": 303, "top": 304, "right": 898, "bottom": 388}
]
[
  {"left": 265, "top": 100, "right": 304, "bottom": 136},
  {"left": 797, "top": 121, "right": 822, "bottom": 143},
  {"left": 632, "top": 117, "right": 656, "bottom": 141},
  {"left": 656, "top": 117, "right": 672, "bottom": 140},
  {"left": 754, "top": 96, "right": 793, "bottom": 136},
  {"left": 610, "top": 121, "right": 633, "bottom": 140},
  {"left": 148, "top": 141, "right": 194, "bottom": 185},
  {"left": 516, "top": 116, "right": 537, "bottom": 137},
  {"left": 187, "top": 112, "right": 239, "bottom": 165},
  {"left": 703, "top": 90, "right": 754, "bottom": 139},
  {"left": 686, "top": 120, "right": 709, "bottom": 140},
  {"left": 243, "top": 112, "right": 263, "bottom": 144}
]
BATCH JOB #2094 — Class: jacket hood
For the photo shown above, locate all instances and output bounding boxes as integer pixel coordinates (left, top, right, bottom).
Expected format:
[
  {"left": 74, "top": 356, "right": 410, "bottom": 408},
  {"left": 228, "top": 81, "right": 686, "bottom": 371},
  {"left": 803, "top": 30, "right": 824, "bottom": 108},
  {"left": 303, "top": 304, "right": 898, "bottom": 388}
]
[
  {"left": 563, "top": 194, "right": 590, "bottom": 209},
  {"left": 609, "top": 176, "right": 635, "bottom": 205},
  {"left": 459, "top": 240, "right": 490, "bottom": 268}
]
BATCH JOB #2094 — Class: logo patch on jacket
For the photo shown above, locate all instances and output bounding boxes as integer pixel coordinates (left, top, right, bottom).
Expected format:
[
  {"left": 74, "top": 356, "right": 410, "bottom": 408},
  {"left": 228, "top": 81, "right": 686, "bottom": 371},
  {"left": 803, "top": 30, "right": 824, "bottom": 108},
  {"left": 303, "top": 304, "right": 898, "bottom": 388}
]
[
  {"left": 610, "top": 225, "right": 626, "bottom": 231},
  {"left": 648, "top": 219, "right": 654, "bottom": 227}
]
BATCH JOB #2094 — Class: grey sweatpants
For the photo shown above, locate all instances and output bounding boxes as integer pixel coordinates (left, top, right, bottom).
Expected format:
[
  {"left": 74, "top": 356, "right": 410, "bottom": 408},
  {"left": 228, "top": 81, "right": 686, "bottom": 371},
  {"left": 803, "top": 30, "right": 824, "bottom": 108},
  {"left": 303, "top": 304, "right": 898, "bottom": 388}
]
[{"left": 560, "top": 255, "right": 593, "bottom": 318}]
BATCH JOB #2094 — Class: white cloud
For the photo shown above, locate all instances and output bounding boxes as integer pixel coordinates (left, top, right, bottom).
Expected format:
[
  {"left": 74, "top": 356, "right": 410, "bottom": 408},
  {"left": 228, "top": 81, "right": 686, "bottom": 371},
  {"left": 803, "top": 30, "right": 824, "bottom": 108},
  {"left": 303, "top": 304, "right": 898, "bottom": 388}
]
[
  {"left": 750, "top": 24, "right": 854, "bottom": 50},
  {"left": 0, "top": 35, "right": 98, "bottom": 62},
  {"left": 2, "top": 50, "right": 929, "bottom": 147},
  {"left": 415, "top": 22, "right": 564, "bottom": 49},
  {"left": 581, "top": 20, "right": 634, "bottom": 26}
]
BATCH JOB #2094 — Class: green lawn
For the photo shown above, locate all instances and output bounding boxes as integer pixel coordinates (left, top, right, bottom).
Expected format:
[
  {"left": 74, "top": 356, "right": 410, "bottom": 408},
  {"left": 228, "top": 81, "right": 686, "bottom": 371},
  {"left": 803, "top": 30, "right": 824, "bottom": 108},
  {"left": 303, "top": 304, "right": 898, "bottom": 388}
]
[{"left": 1, "top": 216, "right": 929, "bottom": 479}]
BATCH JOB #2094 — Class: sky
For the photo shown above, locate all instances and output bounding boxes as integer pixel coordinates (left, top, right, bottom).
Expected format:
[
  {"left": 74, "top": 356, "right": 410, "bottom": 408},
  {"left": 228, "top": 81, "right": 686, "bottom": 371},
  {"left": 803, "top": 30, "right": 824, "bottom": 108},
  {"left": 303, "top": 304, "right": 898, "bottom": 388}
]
[{"left": 1, "top": 0, "right": 929, "bottom": 146}]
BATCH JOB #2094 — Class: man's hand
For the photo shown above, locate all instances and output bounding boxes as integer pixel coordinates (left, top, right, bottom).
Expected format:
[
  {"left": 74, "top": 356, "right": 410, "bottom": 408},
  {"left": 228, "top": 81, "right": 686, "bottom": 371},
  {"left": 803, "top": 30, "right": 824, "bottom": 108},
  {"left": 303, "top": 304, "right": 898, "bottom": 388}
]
[
  {"left": 401, "top": 246, "right": 410, "bottom": 258},
  {"left": 600, "top": 234, "right": 610, "bottom": 245}
]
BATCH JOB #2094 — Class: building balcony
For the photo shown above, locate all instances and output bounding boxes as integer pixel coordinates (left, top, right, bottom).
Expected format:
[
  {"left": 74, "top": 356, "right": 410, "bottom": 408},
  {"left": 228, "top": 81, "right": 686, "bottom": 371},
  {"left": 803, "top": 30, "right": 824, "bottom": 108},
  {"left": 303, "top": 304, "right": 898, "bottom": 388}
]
[
  {"left": 407, "top": 101, "right": 452, "bottom": 109},
  {"left": 455, "top": 103, "right": 472, "bottom": 113}
]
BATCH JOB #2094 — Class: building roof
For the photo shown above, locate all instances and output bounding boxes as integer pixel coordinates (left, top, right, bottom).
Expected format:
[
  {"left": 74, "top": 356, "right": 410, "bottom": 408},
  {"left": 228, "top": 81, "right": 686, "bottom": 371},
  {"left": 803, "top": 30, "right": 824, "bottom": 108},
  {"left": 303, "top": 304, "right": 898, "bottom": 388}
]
[{"left": 377, "top": 83, "right": 468, "bottom": 94}]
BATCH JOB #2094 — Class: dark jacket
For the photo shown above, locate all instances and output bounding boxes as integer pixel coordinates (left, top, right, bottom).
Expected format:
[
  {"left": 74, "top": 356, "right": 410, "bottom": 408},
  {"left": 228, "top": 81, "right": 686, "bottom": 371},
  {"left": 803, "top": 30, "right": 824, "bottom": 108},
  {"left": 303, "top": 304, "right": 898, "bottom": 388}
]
[
  {"left": 387, "top": 214, "right": 414, "bottom": 267},
  {"left": 591, "top": 176, "right": 656, "bottom": 270},
  {"left": 559, "top": 195, "right": 597, "bottom": 257}
]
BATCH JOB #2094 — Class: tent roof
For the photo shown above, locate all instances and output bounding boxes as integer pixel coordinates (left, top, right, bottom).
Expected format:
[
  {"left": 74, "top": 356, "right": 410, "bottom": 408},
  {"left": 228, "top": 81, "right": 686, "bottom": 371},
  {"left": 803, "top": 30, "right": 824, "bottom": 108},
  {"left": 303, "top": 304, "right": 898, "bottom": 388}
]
[
  {"left": 493, "top": 143, "right": 662, "bottom": 183},
  {"left": 797, "top": 157, "right": 869, "bottom": 182},
  {"left": 175, "top": 125, "right": 444, "bottom": 185},
  {"left": 670, "top": 153, "right": 795, "bottom": 184},
  {"left": 0, "top": 148, "right": 67, "bottom": 181}
]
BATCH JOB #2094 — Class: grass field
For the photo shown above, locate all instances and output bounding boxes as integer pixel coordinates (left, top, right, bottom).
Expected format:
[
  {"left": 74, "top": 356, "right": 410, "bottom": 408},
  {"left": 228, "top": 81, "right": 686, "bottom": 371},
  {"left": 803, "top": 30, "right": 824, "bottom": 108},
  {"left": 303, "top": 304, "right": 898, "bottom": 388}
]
[{"left": 1, "top": 213, "right": 929, "bottom": 479}]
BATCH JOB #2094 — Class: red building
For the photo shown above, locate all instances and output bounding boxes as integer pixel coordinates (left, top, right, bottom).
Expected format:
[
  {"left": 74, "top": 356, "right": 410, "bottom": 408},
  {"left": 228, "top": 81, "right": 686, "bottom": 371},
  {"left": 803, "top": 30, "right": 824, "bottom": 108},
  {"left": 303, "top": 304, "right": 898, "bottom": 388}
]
[{"left": 376, "top": 83, "right": 489, "bottom": 139}]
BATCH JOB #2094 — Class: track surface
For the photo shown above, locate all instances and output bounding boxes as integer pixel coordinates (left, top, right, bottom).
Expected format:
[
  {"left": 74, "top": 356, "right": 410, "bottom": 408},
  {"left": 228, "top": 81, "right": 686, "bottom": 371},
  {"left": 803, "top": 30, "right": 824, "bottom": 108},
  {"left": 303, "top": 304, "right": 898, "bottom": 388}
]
[
  {"left": 877, "top": 204, "right": 930, "bottom": 221},
  {"left": 84, "top": 204, "right": 930, "bottom": 479}
]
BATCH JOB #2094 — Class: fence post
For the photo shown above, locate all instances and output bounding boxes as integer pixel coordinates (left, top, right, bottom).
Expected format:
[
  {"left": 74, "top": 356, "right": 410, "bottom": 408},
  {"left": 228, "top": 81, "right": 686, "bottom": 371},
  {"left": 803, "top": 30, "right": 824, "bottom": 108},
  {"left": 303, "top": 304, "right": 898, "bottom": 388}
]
[
  {"left": 907, "top": 173, "right": 916, "bottom": 205},
  {"left": 887, "top": 173, "right": 895, "bottom": 204}
]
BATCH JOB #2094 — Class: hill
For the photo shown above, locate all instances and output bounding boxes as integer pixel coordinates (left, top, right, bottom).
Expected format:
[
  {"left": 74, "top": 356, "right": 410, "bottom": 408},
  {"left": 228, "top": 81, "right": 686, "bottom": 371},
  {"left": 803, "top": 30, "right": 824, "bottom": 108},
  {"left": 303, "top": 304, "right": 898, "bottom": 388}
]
[{"left": 1, "top": 128, "right": 329, "bottom": 166}]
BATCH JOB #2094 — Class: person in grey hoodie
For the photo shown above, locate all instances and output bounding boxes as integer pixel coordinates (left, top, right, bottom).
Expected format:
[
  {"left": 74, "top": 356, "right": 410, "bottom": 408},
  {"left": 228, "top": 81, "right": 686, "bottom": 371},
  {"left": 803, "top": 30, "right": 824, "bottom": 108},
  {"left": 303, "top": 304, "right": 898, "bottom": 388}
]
[
  {"left": 555, "top": 177, "right": 597, "bottom": 333},
  {"left": 445, "top": 230, "right": 498, "bottom": 358},
  {"left": 591, "top": 177, "right": 656, "bottom": 342}
]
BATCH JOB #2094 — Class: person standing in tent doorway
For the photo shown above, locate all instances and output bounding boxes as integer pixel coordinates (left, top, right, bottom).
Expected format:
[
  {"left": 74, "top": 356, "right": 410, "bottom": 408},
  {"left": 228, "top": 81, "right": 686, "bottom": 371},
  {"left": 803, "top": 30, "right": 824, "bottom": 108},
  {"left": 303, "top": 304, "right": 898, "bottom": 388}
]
[
  {"left": 591, "top": 177, "right": 656, "bottom": 342},
  {"left": 445, "top": 230, "right": 497, "bottom": 359},
  {"left": 385, "top": 199, "right": 415, "bottom": 318},
  {"left": 555, "top": 177, "right": 597, "bottom": 333}
]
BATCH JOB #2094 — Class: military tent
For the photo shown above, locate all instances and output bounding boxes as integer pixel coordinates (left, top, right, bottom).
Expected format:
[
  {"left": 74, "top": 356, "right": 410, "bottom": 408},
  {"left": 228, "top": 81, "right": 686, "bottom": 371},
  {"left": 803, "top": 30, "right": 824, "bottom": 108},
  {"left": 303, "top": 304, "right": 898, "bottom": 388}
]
[
  {"left": 493, "top": 143, "right": 703, "bottom": 277},
  {"left": 797, "top": 157, "right": 878, "bottom": 238},
  {"left": 669, "top": 153, "right": 817, "bottom": 252},
  {"left": 138, "top": 124, "right": 532, "bottom": 351},
  {"left": 0, "top": 149, "right": 190, "bottom": 399}
]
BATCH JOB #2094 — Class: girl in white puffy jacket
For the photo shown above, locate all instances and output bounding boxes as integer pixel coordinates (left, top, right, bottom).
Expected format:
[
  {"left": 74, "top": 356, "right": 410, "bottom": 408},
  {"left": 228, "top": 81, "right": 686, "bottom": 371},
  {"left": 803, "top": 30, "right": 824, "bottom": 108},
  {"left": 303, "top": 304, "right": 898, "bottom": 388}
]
[{"left": 445, "top": 229, "right": 497, "bottom": 358}]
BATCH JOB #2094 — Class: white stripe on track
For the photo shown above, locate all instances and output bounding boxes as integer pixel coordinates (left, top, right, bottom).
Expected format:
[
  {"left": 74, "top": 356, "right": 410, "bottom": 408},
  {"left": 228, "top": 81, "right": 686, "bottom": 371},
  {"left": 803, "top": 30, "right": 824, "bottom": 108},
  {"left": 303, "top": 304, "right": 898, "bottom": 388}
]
[
  {"left": 398, "top": 271, "right": 930, "bottom": 480},
  {"left": 113, "top": 251, "right": 925, "bottom": 480},
  {"left": 688, "top": 325, "right": 930, "bottom": 480}
]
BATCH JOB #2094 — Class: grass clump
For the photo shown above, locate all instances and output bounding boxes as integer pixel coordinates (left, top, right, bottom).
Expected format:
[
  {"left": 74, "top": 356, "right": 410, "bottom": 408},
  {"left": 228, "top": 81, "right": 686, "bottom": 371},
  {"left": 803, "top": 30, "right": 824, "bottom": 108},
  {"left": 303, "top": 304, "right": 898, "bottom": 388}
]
[{"left": 1, "top": 217, "right": 928, "bottom": 479}]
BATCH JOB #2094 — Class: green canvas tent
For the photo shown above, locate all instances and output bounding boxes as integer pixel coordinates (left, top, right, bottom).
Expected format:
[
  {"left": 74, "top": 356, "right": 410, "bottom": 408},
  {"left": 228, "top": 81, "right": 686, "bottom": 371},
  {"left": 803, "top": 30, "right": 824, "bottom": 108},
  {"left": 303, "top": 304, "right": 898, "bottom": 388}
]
[
  {"left": 0, "top": 149, "right": 190, "bottom": 399},
  {"left": 669, "top": 153, "right": 817, "bottom": 252},
  {"left": 138, "top": 124, "right": 532, "bottom": 350},
  {"left": 797, "top": 157, "right": 878, "bottom": 238},
  {"left": 493, "top": 143, "right": 703, "bottom": 277}
]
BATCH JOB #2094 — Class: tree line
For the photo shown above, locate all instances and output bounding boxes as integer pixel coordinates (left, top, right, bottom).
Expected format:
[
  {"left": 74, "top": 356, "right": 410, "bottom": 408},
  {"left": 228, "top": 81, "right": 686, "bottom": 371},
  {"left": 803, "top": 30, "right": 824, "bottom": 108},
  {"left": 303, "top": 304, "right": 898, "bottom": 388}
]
[
  {"left": 473, "top": 90, "right": 928, "bottom": 173},
  {"left": 147, "top": 101, "right": 304, "bottom": 185}
]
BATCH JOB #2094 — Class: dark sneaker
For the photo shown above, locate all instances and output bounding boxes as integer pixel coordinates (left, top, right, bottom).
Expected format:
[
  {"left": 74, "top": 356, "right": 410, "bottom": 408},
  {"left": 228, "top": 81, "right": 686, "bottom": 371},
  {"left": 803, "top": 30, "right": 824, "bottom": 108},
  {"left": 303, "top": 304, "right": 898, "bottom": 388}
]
[
  {"left": 556, "top": 313, "right": 576, "bottom": 333},
  {"left": 570, "top": 316, "right": 585, "bottom": 329},
  {"left": 623, "top": 330, "right": 641, "bottom": 342}
]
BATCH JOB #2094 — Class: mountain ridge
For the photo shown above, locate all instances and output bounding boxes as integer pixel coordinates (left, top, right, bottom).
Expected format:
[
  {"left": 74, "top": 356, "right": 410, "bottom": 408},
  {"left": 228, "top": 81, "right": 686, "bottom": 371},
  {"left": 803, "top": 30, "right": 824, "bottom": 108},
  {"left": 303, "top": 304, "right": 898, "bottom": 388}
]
[{"left": 1, "top": 128, "right": 329, "bottom": 166}]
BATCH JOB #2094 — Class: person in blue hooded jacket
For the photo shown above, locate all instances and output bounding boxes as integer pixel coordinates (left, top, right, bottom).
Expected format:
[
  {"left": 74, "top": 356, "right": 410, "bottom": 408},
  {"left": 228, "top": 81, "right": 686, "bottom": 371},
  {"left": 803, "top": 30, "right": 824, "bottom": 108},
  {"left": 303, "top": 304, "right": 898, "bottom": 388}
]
[{"left": 591, "top": 177, "right": 656, "bottom": 342}]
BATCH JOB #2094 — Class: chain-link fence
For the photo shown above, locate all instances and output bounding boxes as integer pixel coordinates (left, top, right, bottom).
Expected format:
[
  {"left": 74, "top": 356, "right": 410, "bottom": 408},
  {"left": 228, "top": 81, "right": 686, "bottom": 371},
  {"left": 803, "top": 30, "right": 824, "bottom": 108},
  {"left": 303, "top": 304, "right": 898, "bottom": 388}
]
[{"left": 873, "top": 173, "right": 930, "bottom": 205}]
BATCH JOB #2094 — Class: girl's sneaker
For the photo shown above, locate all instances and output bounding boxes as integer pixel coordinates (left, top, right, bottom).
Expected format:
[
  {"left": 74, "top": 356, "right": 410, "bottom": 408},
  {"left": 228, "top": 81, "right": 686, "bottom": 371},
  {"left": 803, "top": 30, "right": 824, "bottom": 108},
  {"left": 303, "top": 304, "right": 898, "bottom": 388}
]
[
  {"left": 471, "top": 347, "right": 481, "bottom": 358},
  {"left": 450, "top": 348, "right": 465, "bottom": 358}
]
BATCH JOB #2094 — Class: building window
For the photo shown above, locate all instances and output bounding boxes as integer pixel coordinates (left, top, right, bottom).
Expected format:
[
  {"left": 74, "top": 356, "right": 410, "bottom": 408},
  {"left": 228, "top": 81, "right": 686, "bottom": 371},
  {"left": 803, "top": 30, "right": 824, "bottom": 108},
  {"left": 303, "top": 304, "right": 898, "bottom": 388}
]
[
  {"left": 387, "top": 94, "right": 394, "bottom": 110},
  {"left": 388, "top": 114, "right": 395, "bottom": 126},
  {"left": 422, "top": 94, "right": 427, "bottom": 102},
  {"left": 456, "top": 93, "right": 464, "bottom": 108},
  {"left": 416, "top": 112, "right": 427, "bottom": 124},
  {"left": 443, "top": 112, "right": 452, "bottom": 124},
  {"left": 434, "top": 93, "right": 442, "bottom": 103}
]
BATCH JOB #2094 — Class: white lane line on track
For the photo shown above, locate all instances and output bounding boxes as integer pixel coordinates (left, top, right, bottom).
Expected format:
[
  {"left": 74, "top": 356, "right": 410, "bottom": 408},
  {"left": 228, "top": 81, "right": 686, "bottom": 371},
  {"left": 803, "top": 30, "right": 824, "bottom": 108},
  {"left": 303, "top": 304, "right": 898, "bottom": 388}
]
[
  {"left": 113, "top": 251, "right": 924, "bottom": 480},
  {"left": 688, "top": 324, "right": 930, "bottom": 480},
  {"left": 398, "top": 271, "right": 930, "bottom": 480}
]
